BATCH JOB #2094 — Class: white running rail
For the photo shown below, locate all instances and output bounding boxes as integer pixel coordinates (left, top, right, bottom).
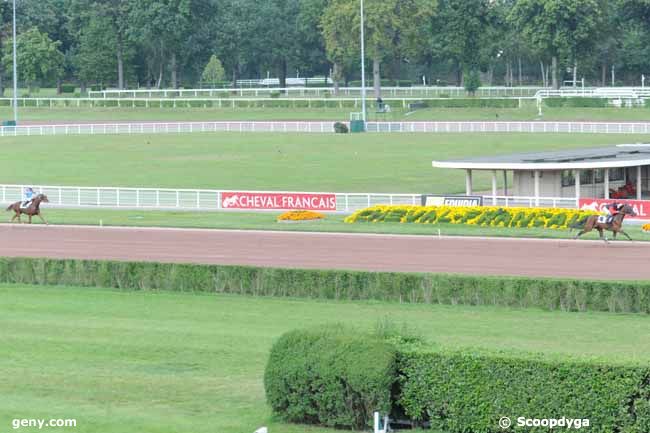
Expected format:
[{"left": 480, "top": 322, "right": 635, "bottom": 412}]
[{"left": 1, "top": 121, "right": 650, "bottom": 136}]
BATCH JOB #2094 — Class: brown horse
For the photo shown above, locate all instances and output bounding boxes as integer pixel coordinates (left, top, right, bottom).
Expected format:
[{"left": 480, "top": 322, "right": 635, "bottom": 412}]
[
  {"left": 572, "top": 203, "right": 636, "bottom": 242},
  {"left": 6, "top": 193, "right": 49, "bottom": 224}
]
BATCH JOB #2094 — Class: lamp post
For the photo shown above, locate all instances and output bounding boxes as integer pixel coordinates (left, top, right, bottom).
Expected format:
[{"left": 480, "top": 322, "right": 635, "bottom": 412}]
[
  {"left": 359, "top": 0, "right": 366, "bottom": 126},
  {"left": 12, "top": 0, "right": 17, "bottom": 124}
]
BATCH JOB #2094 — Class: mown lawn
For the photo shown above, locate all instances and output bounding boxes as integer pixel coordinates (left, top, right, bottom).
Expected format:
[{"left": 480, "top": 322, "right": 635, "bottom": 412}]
[
  {"left": 3, "top": 132, "right": 650, "bottom": 193},
  {"left": 1, "top": 284, "right": 649, "bottom": 433},
  {"left": 6, "top": 208, "right": 648, "bottom": 242}
]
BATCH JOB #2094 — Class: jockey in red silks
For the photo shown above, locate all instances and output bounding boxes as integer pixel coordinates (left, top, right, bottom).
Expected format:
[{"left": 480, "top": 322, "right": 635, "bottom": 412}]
[{"left": 605, "top": 202, "right": 624, "bottom": 224}]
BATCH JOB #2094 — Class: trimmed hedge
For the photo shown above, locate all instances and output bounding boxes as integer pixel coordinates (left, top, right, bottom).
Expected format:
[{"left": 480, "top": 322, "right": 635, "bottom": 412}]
[
  {"left": 0, "top": 257, "right": 649, "bottom": 313},
  {"left": 398, "top": 348, "right": 650, "bottom": 432},
  {"left": 545, "top": 97, "right": 609, "bottom": 108},
  {"left": 421, "top": 98, "right": 519, "bottom": 108},
  {"left": 264, "top": 326, "right": 396, "bottom": 429}
]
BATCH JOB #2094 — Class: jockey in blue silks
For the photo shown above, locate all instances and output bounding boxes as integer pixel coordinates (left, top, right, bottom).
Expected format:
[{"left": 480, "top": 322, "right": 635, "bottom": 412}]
[{"left": 22, "top": 187, "right": 35, "bottom": 208}]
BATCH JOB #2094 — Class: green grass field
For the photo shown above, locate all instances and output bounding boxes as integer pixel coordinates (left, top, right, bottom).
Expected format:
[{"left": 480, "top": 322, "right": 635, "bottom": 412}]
[
  {"left": 2, "top": 105, "right": 650, "bottom": 122},
  {"left": 4, "top": 132, "right": 650, "bottom": 193},
  {"left": 6, "top": 208, "right": 648, "bottom": 242},
  {"left": 2, "top": 284, "right": 649, "bottom": 433}
]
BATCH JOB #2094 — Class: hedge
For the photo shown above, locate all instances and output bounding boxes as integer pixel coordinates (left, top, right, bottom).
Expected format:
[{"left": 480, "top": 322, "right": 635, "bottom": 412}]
[
  {"left": 421, "top": 98, "right": 518, "bottom": 108},
  {"left": 264, "top": 326, "right": 396, "bottom": 429},
  {"left": 398, "top": 348, "right": 650, "bottom": 432},
  {"left": 0, "top": 257, "right": 649, "bottom": 313},
  {"left": 544, "top": 97, "right": 609, "bottom": 108}
]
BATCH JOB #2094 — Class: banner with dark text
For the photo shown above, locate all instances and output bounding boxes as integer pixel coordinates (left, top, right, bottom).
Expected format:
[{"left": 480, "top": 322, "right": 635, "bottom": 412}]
[
  {"left": 221, "top": 192, "right": 337, "bottom": 211},
  {"left": 422, "top": 195, "right": 484, "bottom": 207}
]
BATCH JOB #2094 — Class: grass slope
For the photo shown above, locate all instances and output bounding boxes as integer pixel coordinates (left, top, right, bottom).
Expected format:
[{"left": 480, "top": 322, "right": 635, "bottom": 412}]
[
  {"left": 3, "top": 132, "right": 650, "bottom": 193},
  {"left": 1, "top": 285, "right": 649, "bottom": 433}
]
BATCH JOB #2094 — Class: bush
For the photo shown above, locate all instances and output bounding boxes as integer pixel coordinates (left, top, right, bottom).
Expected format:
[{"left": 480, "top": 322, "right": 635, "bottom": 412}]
[
  {"left": 270, "top": 91, "right": 281, "bottom": 98},
  {"left": 398, "top": 348, "right": 650, "bottom": 432},
  {"left": 348, "top": 79, "right": 413, "bottom": 87},
  {"left": 0, "top": 257, "right": 649, "bottom": 313},
  {"left": 60, "top": 84, "right": 75, "bottom": 94},
  {"left": 264, "top": 326, "right": 397, "bottom": 429},
  {"left": 464, "top": 70, "right": 481, "bottom": 95},
  {"left": 544, "top": 97, "right": 609, "bottom": 108},
  {"left": 421, "top": 98, "right": 518, "bottom": 108},
  {"left": 333, "top": 121, "right": 349, "bottom": 133}
]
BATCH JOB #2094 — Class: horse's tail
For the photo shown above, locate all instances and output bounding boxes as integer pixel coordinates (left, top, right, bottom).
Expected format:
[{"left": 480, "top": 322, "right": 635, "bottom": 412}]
[{"left": 5, "top": 203, "right": 13, "bottom": 211}]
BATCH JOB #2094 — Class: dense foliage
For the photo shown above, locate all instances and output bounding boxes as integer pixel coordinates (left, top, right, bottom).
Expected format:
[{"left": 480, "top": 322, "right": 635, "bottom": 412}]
[
  {"left": 264, "top": 326, "right": 396, "bottom": 429},
  {"left": 0, "top": 0, "right": 649, "bottom": 92},
  {"left": 398, "top": 349, "right": 650, "bottom": 432},
  {"left": 1, "top": 257, "right": 649, "bottom": 313}
]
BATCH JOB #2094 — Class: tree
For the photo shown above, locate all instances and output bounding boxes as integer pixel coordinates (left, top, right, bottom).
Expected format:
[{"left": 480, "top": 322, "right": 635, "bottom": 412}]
[
  {"left": 72, "top": 15, "right": 118, "bottom": 89},
  {"left": 3, "top": 27, "right": 64, "bottom": 92},
  {"left": 201, "top": 54, "right": 225, "bottom": 85},
  {"left": 509, "top": 0, "right": 603, "bottom": 89}
]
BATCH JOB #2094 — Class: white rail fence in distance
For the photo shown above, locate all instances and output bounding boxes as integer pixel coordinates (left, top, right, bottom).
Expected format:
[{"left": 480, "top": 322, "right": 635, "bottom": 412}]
[{"left": 2, "top": 121, "right": 650, "bottom": 137}]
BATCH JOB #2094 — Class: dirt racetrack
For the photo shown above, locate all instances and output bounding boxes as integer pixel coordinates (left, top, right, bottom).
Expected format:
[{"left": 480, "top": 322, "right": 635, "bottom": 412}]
[{"left": 1, "top": 224, "right": 649, "bottom": 280}]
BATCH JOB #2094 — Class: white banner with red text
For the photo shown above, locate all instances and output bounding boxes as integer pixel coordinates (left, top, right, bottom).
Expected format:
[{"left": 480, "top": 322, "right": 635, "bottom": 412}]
[{"left": 578, "top": 198, "right": 650, "bottom": 220}]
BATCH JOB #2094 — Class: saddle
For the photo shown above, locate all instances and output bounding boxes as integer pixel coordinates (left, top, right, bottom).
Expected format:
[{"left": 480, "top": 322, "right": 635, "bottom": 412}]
[
  {"left": 20, "top": 200, "right": 32, "bottom": 209},
  {"left": 597, "top": 215, "right": 611, "bottom": 224}
]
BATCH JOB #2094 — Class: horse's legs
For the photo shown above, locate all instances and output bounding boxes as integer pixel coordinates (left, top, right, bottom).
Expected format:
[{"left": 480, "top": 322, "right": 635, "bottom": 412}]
[
  {"left": 37, "top": 212, "right": 48, "bottom": 225},
  {"left": 28, "top": 215, "right": 32, "bottom": 224},
  {"left": 620, "top": 230, "right": 633, "bottom": 241}
]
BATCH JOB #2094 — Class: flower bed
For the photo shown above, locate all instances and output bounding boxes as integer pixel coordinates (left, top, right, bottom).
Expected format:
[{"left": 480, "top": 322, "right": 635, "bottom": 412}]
[
  {"left": 344, "top": 205, "right": 597, "bottom": 230},
  {"left": 643, "top": 224, "right": 650, "bottom": 233},
  {"left": 277, "top": 210, "right": 325, "bottom": 222}
]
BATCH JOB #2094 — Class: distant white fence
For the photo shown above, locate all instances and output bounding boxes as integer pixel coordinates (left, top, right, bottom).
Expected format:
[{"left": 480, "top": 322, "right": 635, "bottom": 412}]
[
  {"left": 2, "top": 121, "right": 650, "bottom": 137},
  {"left": 0, "top": 184, "right": 420, "bottom": 213},
  {"left": 0, "top": 184, "right": 581, "bottom": 213}
]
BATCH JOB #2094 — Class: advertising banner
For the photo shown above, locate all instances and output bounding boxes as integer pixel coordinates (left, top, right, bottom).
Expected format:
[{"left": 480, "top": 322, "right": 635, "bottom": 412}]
[
  {"left": 221, "top": 192, "right": 337, "bottom": 211},
  {"left": 578, "top": 198, "right": 650, "bottom": 220},
  {"left": 422, "top": 195, "right": 484, "bottom": 207}
]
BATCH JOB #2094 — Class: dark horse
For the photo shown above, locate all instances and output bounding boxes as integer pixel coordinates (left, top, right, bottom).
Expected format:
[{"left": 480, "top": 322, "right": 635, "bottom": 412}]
[
  {"left": 572, "top": 204, "right": 636, "bottom": 242},
  {"left": 6, "top": 193, "right": 49, "bottom": 224}
]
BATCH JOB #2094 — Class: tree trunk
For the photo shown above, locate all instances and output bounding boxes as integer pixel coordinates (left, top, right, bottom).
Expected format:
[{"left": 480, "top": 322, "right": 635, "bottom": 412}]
[
  {"left": 171, "top": 52, "right": 178, "bottom": 89},
  {"left": 332, "top": 62, "right": 340, "bottom": 96},
  {"left": 518, "top": 57, "right": 522, "bottom": 85},
  {"left": 540, "top": 62, "right": 546, "bottom": 87},
  {"left": 456, "top": 62, "right": 462, "bottom": 86},
  {"left": 56, "top": 78, "right": 62, "bottom": 95},
  {"left": 551, "top": 56, "right": 558, "bottom": 89},
  {"left": 611, "top": 64, "right": 615, "bottom": 86},
  {"left": 116, "top": 32, "right": 125, "bottom": 90},
  {"left": 572, "top": 60, "right": 577, "bottom": 87},
  {"left": 373, "top": 56, "right": 381, "bottom": 98},
  {"left": 601, "top": 62, "right": 607, "bottom": 86},
  {"left": 505, "top": 62, "right": 510, "bottom": 86},
  {"left": 278, "top": 58, "right": 287, "bottom": 90},
  {"left": 80, "top": 82, "right": 87, "bottom": 94},
  {"left": 232, "top": 65, "right": 239, "bottom": 88},
  {"left": 487, "top": 66, "right": 493, "bottom": 86},
  {"left": 156, "top": 60, "right": 163, "bottom": 89}
]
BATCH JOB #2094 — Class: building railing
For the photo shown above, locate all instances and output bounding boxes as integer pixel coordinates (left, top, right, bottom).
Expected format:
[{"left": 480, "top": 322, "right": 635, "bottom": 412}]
[
  {"left": 2, "top": 121, "right": 650, "bottom": 137},
  {"left": 0, "top": 184, "right": 586, "bottom": 213}
]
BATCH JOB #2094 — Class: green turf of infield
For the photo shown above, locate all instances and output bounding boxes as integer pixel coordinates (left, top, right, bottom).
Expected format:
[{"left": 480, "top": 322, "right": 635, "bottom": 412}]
[
  {"left": 3, "top": 132, "right": 650, "bottom": 193},
  {"left": 2, "top": 104, "right": 650, "bottom": 122},
  {"left": 6, "top": 208, "right": 649, "bottom": 242},
  {"left": 1, "top": 284, "right": 649, "bottom": 433}
]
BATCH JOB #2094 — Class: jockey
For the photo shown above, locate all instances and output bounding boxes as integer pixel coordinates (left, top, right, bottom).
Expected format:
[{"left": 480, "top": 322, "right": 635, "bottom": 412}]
[
  {"left": 22, "top": 187, "right": 35, "bottom": 208},
  {"left": 605, "top": 202, "right": 624, "bottom": 224}
]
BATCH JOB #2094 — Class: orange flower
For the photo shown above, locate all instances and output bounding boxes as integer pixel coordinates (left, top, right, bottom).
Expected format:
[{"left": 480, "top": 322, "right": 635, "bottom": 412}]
[{"left": 277, "top": 210, "right": 326, "bottom": 221}]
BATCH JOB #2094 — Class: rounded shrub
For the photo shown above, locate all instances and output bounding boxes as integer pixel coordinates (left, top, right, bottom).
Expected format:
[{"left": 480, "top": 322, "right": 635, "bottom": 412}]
[{"left": 264, "top": 325, "right": 397, "bottom": 430}]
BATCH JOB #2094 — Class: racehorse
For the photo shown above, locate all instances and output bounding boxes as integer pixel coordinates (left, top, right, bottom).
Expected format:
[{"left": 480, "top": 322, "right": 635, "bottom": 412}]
[
  {"left": 5, "top": 193, "right": 49, "bottom": 224},
  {"left": 572, "top": 203, "right": 636, "bottom": 242}
]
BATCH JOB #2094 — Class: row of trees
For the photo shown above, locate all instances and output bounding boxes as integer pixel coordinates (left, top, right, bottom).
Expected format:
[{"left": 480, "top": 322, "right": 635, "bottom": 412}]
[{"left": 1, "top": 0, "right": 650, "bottom": 94}]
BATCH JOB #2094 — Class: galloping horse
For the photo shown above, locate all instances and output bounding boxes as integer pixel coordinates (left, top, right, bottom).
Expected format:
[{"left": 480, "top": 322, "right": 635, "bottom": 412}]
[
  {"left": 6, "top": 193, "right": 49, "bottom": 224},
  {"left": 572, "top": 203, "right": 636, "bottom": 242}
]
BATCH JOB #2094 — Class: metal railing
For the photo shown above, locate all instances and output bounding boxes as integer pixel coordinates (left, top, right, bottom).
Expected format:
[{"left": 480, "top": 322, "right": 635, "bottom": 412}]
[
  {"left": 0, "top": 184, "right": 585, "bottom": 214},
  {"left": 2, "top": 121, "right": 650, "bottom": 137},
  {"left": 0, "top": 184, "right": 420, "bottom": 213}
]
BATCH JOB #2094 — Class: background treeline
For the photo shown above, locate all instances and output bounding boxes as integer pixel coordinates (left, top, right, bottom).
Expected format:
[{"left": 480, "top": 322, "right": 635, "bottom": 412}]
[{"left": 1, "top": 0, "right": 650, "bottom": 93}]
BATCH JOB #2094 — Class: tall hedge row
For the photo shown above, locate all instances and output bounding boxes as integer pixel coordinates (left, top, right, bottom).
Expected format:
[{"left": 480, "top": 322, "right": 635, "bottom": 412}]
[
  {"left": 422, "top": 98, "right": 519, "bottom": 108},
  {"left": 398, "top": 349, "right": 650, "bottom": 433},
  {"left": 264, "top": 327, "right": 396, "bottom": 429},
  {"left": 544, "top": 97, "right": 610, "bottom": 108},
  {"left": 0, "top": 257, "right": 649, "bottom": 313}
]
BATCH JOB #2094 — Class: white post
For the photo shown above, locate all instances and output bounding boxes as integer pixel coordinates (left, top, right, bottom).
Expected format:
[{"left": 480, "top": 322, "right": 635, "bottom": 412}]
[
  {"left": 575, "top": 169, "right": 581, "bottom": 201},
  {"left": 360, "top": 0, "right": 367, "bottom": 126},
  {"left": 534, "top": 170, "right": 540, "bottom": 207},
  {"left": 465, "top": 169, "right": 473, "bottom": 195},
  {"left": 604, "top": 168, "right": 609, "bottom": 199},
  {"left": 503, "top": 170, "right": 508, "bottom": 196},
  {"left": 491, "top": 170, "right": 497, "bottom": 205},
  {"left": 12, "top": 0, "right": 18, "bottom": 124},
  {"left": 637, "top": 165, "right": 642, "bottom": 200}
]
